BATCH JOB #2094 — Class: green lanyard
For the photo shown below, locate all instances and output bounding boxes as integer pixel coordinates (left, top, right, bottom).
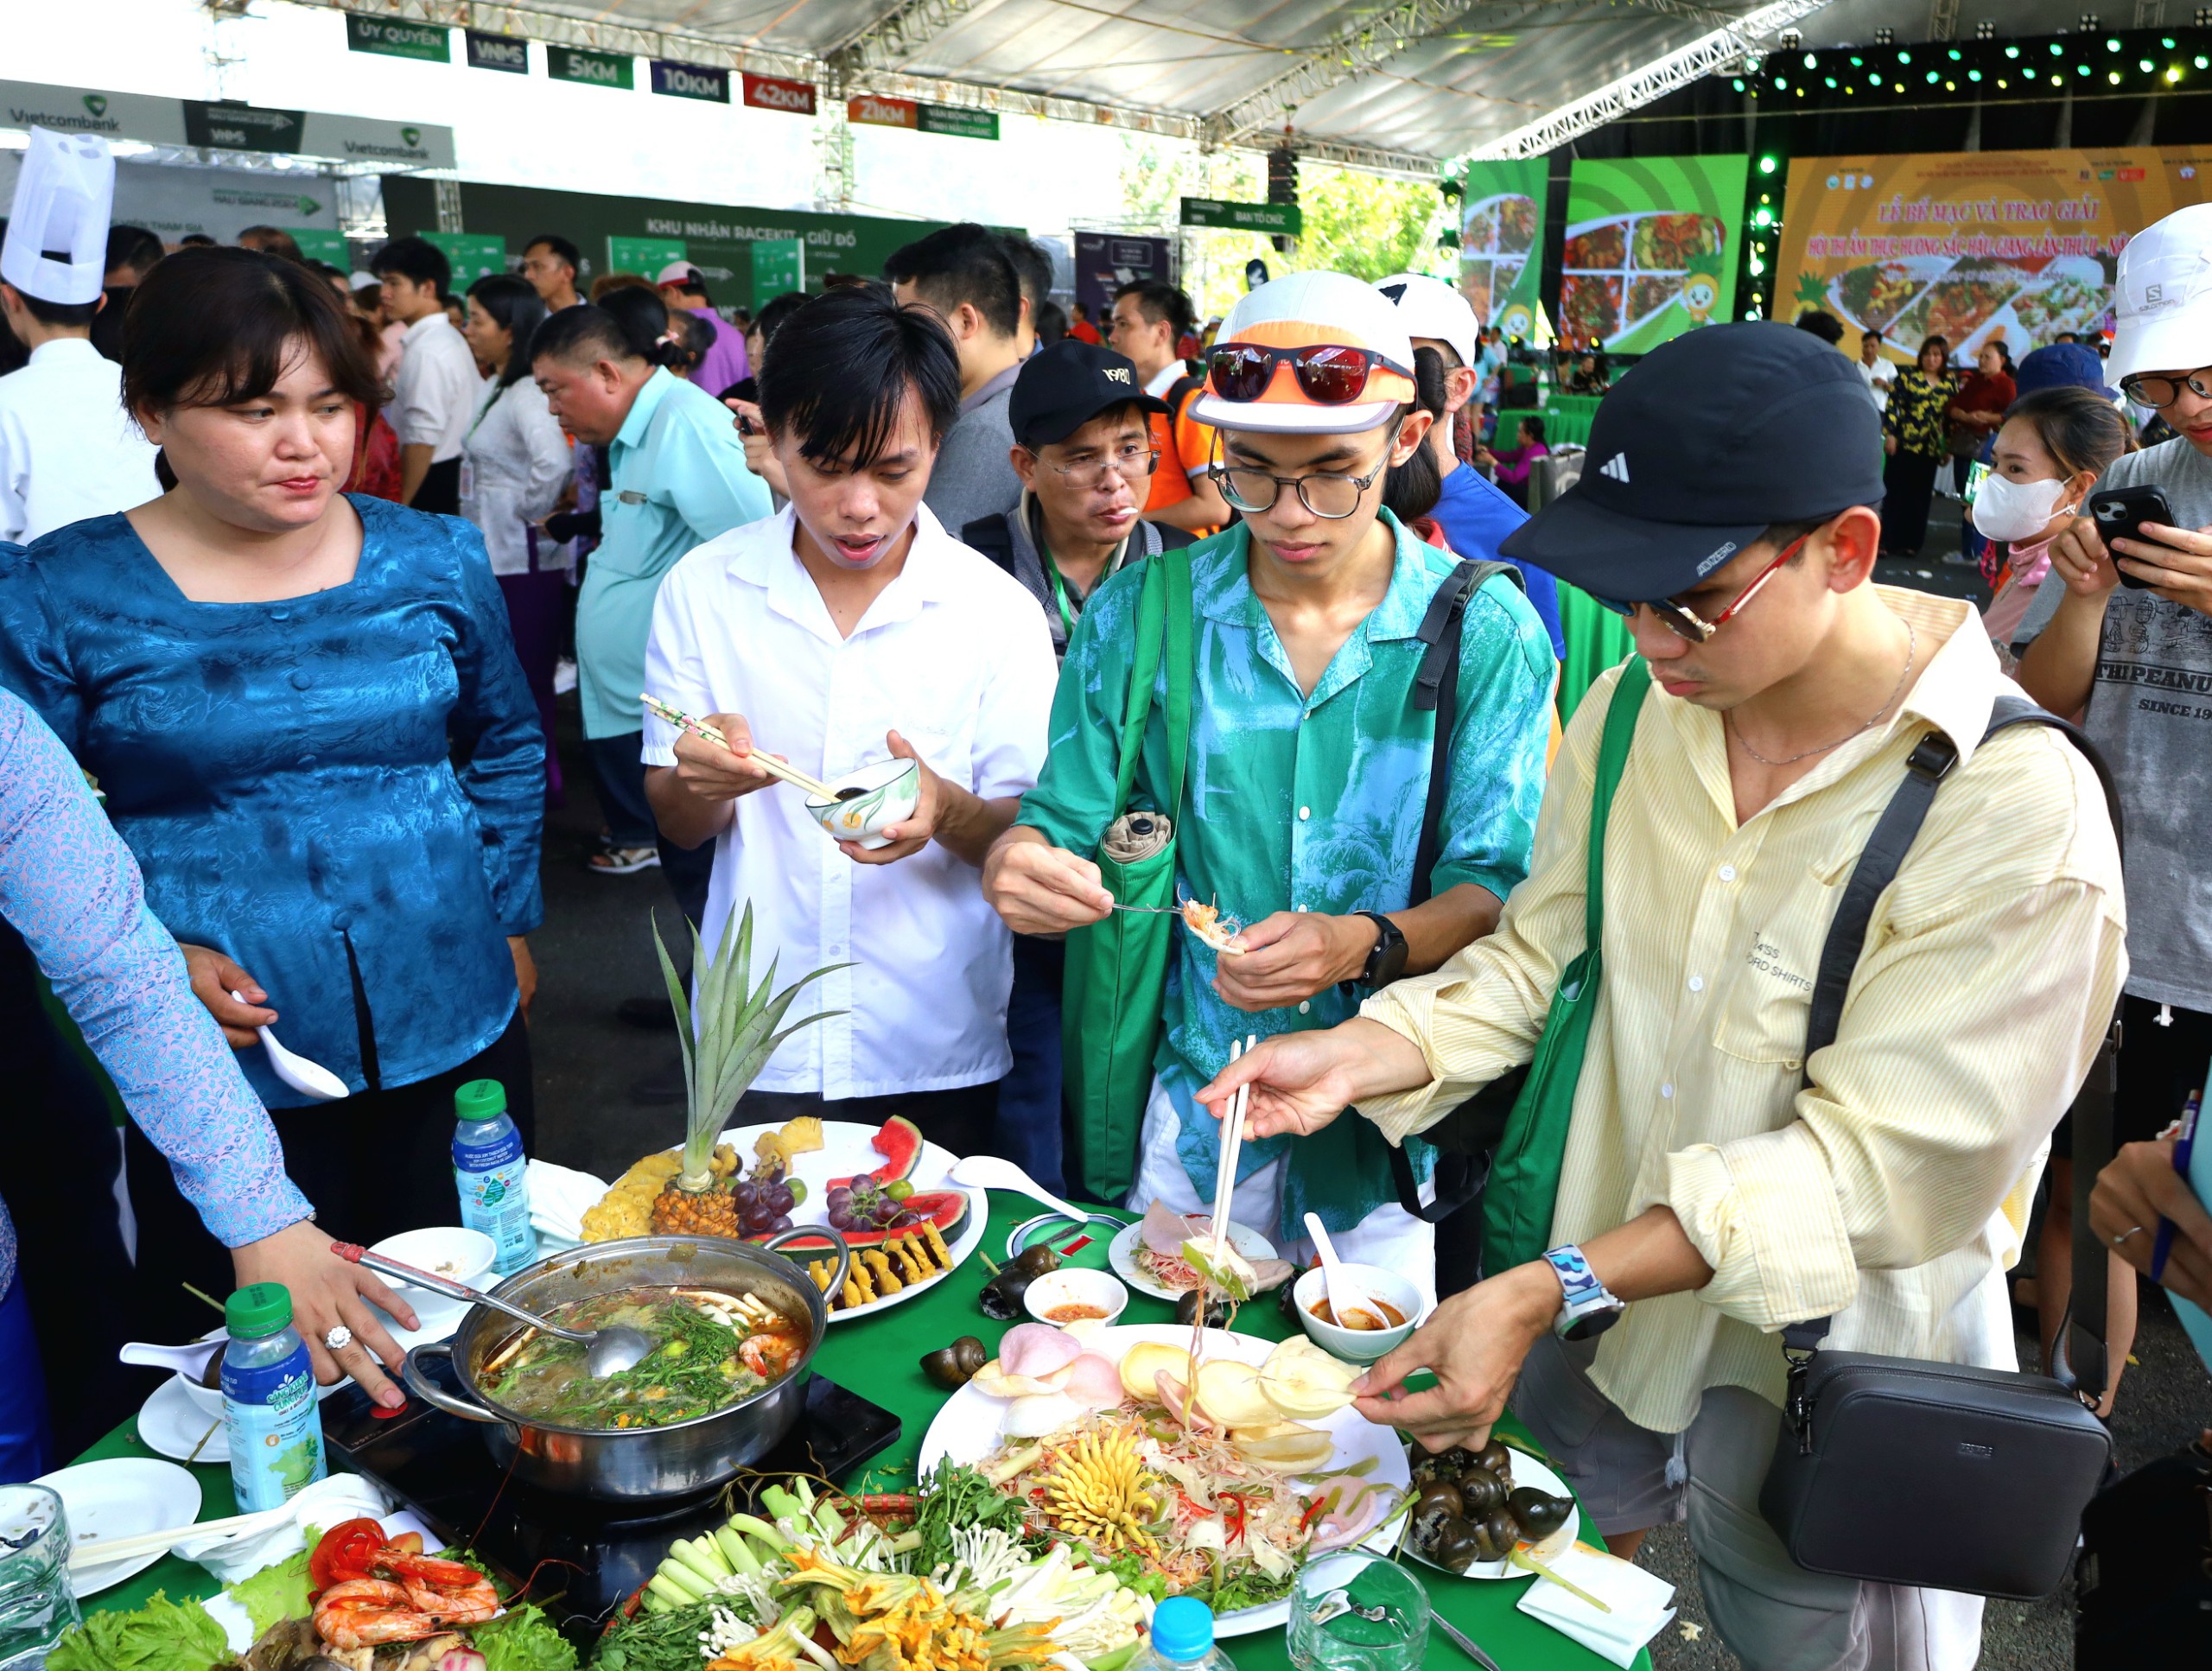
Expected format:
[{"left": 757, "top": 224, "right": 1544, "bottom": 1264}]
[{"left": 1038, "top": 541, "right": 1080, "bottom": 639}]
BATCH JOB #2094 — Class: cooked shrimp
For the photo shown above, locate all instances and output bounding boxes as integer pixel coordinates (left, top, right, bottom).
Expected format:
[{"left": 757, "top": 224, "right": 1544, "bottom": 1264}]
[
  {"left": 1180, "top": 897, "right": 1248, "bottom": 955},
  {"left": 315, "top": 1579, "right": 441, "bottom": 1647},
  {"left": 378, "top": 1548, "right": 500, "bottom": 1625},
  {"left": 741, "top": 1331, "right": 802, "bottom": 1379}
]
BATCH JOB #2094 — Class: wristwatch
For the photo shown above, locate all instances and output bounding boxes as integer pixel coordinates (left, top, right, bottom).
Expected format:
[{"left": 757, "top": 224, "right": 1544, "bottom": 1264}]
[
  {"left": 1354, "top": 911, "right": 1409, "bottom": 989},
  {"left": 1541, "top": 1244, "right": 1625, "bottom": 1341}
]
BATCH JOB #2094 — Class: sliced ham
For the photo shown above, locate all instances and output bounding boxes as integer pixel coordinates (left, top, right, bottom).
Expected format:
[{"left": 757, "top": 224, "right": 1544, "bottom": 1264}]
[{"left": 1140, "top": 1199, "right": 1209, "bottom": 1256}]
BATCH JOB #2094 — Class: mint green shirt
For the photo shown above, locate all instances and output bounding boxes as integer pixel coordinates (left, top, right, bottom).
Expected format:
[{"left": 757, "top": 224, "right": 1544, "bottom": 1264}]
[
  {"left": 1018, "top": 513, "right": 1556, "bottom": 1234},
  {"left": 576, "top": 368, "right": 770, "bottom": 739}
]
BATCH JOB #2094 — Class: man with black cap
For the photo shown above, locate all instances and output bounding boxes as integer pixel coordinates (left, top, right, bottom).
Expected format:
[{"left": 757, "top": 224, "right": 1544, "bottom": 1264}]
[
  {"left": 961, "top": 338, "right": 1196, "bottom": 663},
  {"left": 1200, "top": 321, "right": 2126, "bottom": 1669}
]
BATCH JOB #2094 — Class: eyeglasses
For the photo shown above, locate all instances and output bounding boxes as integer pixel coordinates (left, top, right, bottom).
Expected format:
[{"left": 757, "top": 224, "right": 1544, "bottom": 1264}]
[
  {"left": 1210, "top": 455, "right": 1387, "bottom": 519},
  {"left": 2117, "top": 366, "right": 2212, "bottom": 408},
  {"left": 1041, "top": 443, "right": 1159, "bottom": 490},
  {"left": 1592, "top": 531, "right": 1812, "bottom": 643},
  {"left": 1206, "top": 343, "right": 1414, "bottom": 406}
]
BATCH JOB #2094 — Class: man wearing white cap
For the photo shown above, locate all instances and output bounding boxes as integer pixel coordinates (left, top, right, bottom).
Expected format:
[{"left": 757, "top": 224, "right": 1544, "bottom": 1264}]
[
  {"left": 0, "top": 129, "right": 157, "bottom": 544},
  {"left": 1373, "top": 272, "right": 1565, "bottom": 659},
  {"left": 984, "top": 271, "right": 1557, "bottom": 1298}
]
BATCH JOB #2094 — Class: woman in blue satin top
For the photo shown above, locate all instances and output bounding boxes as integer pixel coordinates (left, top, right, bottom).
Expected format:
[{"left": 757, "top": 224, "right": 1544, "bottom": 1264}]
[{"left": 0, "top": 249, "right": 544, "bottom": 1342}]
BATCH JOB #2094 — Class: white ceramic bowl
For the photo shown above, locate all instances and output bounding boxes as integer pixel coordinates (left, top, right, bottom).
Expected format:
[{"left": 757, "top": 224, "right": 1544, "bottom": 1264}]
[
  {"left": 370, "top": 1226, "right": 499, "bottom": 1330},
  {"left": 1293, "top": 1262, "right": 1422, "bottom": 1363},
  {"left": 804, "top": 758, "right": 921, "bottom": 850},
  {"left": 1022, "top": 1267, "right": 1131, "bottom": 1329}
]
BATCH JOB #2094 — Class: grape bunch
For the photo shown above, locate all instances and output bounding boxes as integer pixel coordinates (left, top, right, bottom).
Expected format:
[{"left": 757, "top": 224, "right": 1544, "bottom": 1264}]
[
  {"left": 824, "top": 1176, "right": 922, "bottom": 1235},
  {"left": 731, "top": 1176, "right": 797, "bottom": 1237}
]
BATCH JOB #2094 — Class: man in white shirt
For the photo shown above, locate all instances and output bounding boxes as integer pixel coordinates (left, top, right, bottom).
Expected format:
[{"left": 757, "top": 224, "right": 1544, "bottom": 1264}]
[
  {"left": 643, "top": 287, "right": 1057, "bottom": 1153},
  {"left": 1857, "top": 327, "right": 1895, "bottom": 406},
  {"left": 372, "top": 236, "right": 479, "bottom": 516},
  {"left": 0, "top": 128, "right": 157, "bottom": 543}
]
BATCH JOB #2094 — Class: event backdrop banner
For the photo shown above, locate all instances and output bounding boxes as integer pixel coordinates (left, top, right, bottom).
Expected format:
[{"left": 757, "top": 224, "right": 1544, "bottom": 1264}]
[
  {"left": 1453, "top": 156, "right": 1546, "bottom": 340},
  {"left": 1560, "top": 155, "right": 1748, "bottom": 351},
  {"left": 1776, "top": 148, "right": 2212, "bottom": 360},
  {"left": 1072, "top": 232, "right": 1173, "bottom": 320},
  {"left": 0, "top": 152, "right": 346, "bottom": 246}
]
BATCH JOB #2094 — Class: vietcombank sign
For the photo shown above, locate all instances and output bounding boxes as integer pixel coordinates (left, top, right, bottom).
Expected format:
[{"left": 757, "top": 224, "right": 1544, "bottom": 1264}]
[{"left": 0, "top": 79, "right": 454, "bottom": 168}]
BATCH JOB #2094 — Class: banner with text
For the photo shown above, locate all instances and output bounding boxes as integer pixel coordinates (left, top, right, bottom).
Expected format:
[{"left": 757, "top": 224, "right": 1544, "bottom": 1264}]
[
  {"left": 466, "top": 32, "right": 530, "bottom": 73},
  {"left": 742, "top": 73, "right": 817, "bottom": 115},
  {"left": 751, "top": 237, "right": 804, "bottom": 308},
  {"left": 345, "top": 15, "right": 448, "bottom": 63},
  {"left": 1180, "top": 197, "right": 1301, "bottom": 236},
  {"left": 1073, "top": 232, "right": 1173, "bottom": 319},
  {"left": 549, "top": 47, "right": 632, "bottom": 90},
  {"left": 1560, "top": 154, "right": 1747, "bottom": 351},
  {"left": 1452, "top": 156, "right": 1546, "bottom": 340},
  {"left": 425, "top": 232, "right": 507, "bottom": 285},
  {"left": 1777, "top": 147, "right": 2212, "bottom": 361},
  {"left": 0, "top": 79, "right": 454, "bottom": 169},
  {"left": 0, "top": 152, "right": 346, "bottom": 245},
  {"left": 846, "top": 94, "right": 995, "bottom": 138},
  {"left": 652, "top": 60, "right": 728, "bottom": 103}
]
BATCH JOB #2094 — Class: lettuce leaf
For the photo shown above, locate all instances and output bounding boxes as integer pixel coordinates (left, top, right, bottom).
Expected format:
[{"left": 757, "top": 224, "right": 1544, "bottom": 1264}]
[
  {"left": 222, "top": 1547, "right": 311, "bottom": 1638},
  {"left": 472, "top": 1603, "right": 577, "bottom": 1671},
  {"left": 44, "top": 1592, "right": 228, "bottom": 1671}
]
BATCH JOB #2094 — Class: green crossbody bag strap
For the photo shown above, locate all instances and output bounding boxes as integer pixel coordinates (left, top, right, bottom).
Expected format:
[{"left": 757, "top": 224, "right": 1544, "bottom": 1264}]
[
  {"left": 1108, "top": 551, "right": 1192, "bottom": 821},
  {"left": 1582, "top": 655, "right": 1650, "bottom": 944}
]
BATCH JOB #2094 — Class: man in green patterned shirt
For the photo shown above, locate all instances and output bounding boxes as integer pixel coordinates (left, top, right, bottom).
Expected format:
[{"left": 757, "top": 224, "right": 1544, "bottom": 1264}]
[{"left": 982, "top": 272, "right": 1555, "bottom": 1300}]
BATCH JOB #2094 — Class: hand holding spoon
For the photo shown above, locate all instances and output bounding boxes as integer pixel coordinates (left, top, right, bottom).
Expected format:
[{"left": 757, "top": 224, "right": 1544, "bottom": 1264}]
[{"left": 232, "top": 990, "right": 348, "bottom": 1101}]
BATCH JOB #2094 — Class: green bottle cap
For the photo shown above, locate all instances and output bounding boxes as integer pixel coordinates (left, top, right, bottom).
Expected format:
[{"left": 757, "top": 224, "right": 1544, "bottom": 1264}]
[
  {"left": 454, "top": 1078, "right": 507, "bottom": 1121},
  {"left": 226, "top": 1282, "right": 293, "bottom": 1338}
]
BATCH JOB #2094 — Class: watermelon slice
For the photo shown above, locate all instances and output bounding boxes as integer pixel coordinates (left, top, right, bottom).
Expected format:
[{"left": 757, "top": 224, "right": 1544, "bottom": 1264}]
[
  {"left": 768, "top": 1187, "right": 969, "bottom": 1254},
  {"left": 825, "top": 1114, "right": 925, "bottom": 1189}
]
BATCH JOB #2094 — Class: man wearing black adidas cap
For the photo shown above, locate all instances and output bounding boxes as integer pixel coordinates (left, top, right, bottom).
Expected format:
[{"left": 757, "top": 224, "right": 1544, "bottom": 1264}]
[
  {"left": 1201, "top": 323, "right": 2126, "bottom": 1669},
  {"left": 962, "top": 337, "right": 1196, "bottom": 664}
]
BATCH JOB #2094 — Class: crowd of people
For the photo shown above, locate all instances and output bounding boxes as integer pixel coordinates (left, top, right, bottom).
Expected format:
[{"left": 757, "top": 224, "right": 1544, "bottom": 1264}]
[{"left": 2, "top": 121, "right": 2210, "bottom": 1669}]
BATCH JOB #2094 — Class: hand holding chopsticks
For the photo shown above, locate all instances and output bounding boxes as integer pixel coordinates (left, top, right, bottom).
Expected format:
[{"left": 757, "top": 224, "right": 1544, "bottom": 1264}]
[
  {"left": 1211, "top": 1033, "right": 1258, "bottom": 1261},
  {"left": 642, "top": 692, "right": 839, "bottom": 801}
]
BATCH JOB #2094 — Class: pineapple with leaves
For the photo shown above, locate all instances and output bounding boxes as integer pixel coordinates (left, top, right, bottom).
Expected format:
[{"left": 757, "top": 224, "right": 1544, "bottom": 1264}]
[{"left": 649, "top": 902, "right": 847, "bottom": 1238}]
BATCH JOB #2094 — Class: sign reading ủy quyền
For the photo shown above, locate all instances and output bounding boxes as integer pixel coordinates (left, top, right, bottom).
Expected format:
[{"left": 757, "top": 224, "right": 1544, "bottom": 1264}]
[
  {"left": 1179, "top": 197, "right": 1302, "bottom": 236},
  {"left": 1776, "top": 147, "right": 2212, "bottom": 363},
  {"left": 751, "top": 237, "right": 804, "bottom": 308},
  {"left": 918, "top": 104, "right": 996, "bottom": 140},
  {"left": 549, "top": 47, "right": 633, "bottom": 90},
  {"left": 424, "top": 232, "right": 508, "bottom": 285},
  {"left": 1455, "top": 156, "right": 1547, "bottom": 340},
  {"left": 742, "top": 73, "right": 817, "bottom": 115},
  {"left": 610, "top": 235, "right": 686, "bottom": 276},
  {"left": 847, "top": 92, "right": 917, "bottom": 130},
  {"left": 1560, "top": 153, "right": 1749, "bottom": 352},
  {"left": 465, "top": 31, "right": 530, "bottom": 73},
  {"left": 652, "top": 60, "right": 728, "bottom": 103},
  {"left": 345, "top": 14, "right": 450, "bottom": 64}
]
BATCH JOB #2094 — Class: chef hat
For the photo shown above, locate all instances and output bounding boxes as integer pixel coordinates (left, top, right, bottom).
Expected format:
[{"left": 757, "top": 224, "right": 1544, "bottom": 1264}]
[{"left": 2, "top": 128, "right": 115, "bottom": 307}]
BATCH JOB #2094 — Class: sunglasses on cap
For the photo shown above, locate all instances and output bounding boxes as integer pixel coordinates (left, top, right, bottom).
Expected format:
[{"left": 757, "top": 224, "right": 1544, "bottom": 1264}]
[{"left": 1206, "top": 342, "right": 1414, "bottom": 405}]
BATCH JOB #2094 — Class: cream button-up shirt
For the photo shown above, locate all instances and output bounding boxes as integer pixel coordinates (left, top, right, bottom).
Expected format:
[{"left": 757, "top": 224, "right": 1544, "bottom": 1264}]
[{"left": 1360, "top": 588, "right": 2126, "bottom": 1433}]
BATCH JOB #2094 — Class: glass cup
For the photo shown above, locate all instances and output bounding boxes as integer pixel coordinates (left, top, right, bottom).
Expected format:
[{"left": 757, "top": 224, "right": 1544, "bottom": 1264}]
[
  {"left": 0, "top": 1486, "right": 77, "bottom": 1670},
  {"left": 1287, "top": 1550, "right": 1430, "bottom": 1671}
]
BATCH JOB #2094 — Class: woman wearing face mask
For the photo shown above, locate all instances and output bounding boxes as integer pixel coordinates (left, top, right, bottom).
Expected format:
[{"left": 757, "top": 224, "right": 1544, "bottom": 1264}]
[
  {"left": 0, "top": 248, "right": 545, "bottom": 1359},
  {"left": 1974, "top": 386, "right": 2130, "bottom": 648}
]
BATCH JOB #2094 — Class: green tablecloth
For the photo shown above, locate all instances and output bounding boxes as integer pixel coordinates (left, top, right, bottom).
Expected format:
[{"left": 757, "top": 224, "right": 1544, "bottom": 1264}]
[
  {"left": 1534, "top": 393, "right": 1602, "bottom": 450},
  {"left": 74, "top": 1192, "right": 1650, "bottom": 1668}
]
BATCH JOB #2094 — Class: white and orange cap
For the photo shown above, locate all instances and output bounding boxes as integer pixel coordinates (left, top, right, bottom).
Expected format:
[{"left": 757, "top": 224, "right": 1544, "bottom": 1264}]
[{"left": 1187, "top": 270, "right": 1419, "bottom": 435}]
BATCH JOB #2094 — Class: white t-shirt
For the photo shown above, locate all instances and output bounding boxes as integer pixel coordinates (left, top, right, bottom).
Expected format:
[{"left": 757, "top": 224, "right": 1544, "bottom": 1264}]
[
  {"left": 0, "top": 338, "right": 159, "bottom": 543},
  {"left": 640, "top": 503, "right": 1058, "bottom": 1097},
  {"left": 391, "top": 314, "right": 480, "bottom": 462}
]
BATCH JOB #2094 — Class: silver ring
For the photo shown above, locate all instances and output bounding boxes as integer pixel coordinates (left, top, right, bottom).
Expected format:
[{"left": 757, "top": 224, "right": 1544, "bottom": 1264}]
[
  {"left": 2110, "top": 1225, "right": 2147, "bottom": 1248},
  {"left": 323, "top": 1325, "right": 354, "bottom": 1352}
]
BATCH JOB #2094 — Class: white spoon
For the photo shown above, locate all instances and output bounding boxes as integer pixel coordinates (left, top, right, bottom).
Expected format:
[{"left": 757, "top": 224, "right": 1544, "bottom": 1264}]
[
  {"left": 949, "top": 1154, "right": 1090, "bottom": 1227},
  {"left": 232, "top": 989, "right": 349, "bottom": 1101},
  {"left": 118, "top": 1340, "right": 219, "bottom": 1376},
  {"left": 1304, "top": 1210, "right": 1382, "bottom": 1329}
]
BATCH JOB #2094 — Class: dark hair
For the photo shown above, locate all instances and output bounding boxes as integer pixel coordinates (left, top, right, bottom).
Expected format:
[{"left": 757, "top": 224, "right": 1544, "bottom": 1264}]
[
  {"left": 530, "top": 300, "right": 678, "bottom": 371},
  {"left": 1794, "top": 308, "right": 1845, "bottom": 346},
  {"left": 14, "top": 290, "right": 100, "bottom": 328},
  {"left": 123, "top": 248, "right": 382, "bottom": 488},
  {"left": 1981, "top": 338, "right": 2015, "bottom": 373},
  {"left": 372, "top": 234, "right": 451, "bottom": 295},
  {"left": 105, "top": 225, "right": 163, "bottom": 281},
  {"left": 179, "top": 232, "right": 217, "bottom": 248},
  {"left": 1113, "top": 278, "right": 1196, "bottom": 343},
  {"left": 465, "top": 272, "right": 550, "bottom": 390},
  {"left": 666, "top": 266, "right": 710, "bottom": 304},
  {"left": 752, "top": 290, "right": 808, "bottom": 354},
  {"left": 2002, "top": 385, "right": 2129, "bottom": 480},
  {"left": 760, "top": 286, "right": 961, "bottom": 469},
  {"left": 669, "top": 310, "right": 716, "bottom": 373},
  {"left": 1000, "top": 234, "right": 1053, "bottom": 319},
  {"left": 525, "top": 233, "right": 580, "bottom": 276},
  {"left": 238, "top": 226, "right": 306, "bottom": 264},
  {"left": 1382, "top": 346, "right": 1450, "bottom": 524},
  {"left": 882, "top": 224, "right": 1020, "bottom": 339},
  {"left": 1516, "top": 414, "right": 1546, "bottom": 445},
  {"left": 308, "top": 260, "right": 347, "bottom": 283},
  {"left": 1916, "top": 334, "right": 1950, "bottom": 369},
  {"left": 1864, "top": 327, "right": 1885, "bottom": 345},
  {"left": 2053, "top": 330, "right": 2079, "bottom": 345},
  {"left": 597, "top": 283, "right": 679, "bottom": 365},
  {"left": 1035, "top": 301, "right": 1070, "bottom": 347}
]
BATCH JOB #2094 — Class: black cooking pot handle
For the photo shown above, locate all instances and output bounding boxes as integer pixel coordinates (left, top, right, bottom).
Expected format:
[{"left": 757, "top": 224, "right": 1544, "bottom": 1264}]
[
  {"left": 764, "top": 1223, "right": 850, "bottom": 1308},
  {"left": 402, "top": 1339, "right": 509, "bottom": 1426}
]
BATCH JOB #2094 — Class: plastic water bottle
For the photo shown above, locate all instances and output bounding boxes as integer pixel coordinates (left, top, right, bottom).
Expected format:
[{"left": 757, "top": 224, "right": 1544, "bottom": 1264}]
[
  {"left": 1136, "top": 1598, "right": 1239, "bottom": 1671},
  {"left": 220, "top": 1282, "right": 326, "bottom": 1512},
  {"left": 454, "top": 1077, "right": 534, "bottom": 1274}
]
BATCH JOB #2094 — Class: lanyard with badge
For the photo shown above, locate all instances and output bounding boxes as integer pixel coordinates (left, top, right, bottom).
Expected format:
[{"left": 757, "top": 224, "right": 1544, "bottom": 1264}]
[{"left": 1039, "top": 543, "right": 1079, "bottom": 639}]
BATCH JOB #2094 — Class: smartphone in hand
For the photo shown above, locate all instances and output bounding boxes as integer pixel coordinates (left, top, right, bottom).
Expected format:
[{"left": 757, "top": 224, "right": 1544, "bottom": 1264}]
[{"left": 2088, "top": 485, "right": 2179, "bottom": 589}]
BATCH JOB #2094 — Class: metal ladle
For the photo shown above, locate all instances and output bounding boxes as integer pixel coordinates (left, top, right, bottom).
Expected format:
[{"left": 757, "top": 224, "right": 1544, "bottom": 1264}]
[{"left": 333, "top": 1242, "right": 652, "bottom": 1378}]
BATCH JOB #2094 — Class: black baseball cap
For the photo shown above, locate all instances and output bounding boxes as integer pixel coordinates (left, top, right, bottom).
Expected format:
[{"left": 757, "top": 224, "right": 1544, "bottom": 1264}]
[
  {"left": 1009, "top": 338, "right": 1169, "bottom": 449},
  {"left": 1498, "top": 322, "right": 1885, "bottom": 602}
]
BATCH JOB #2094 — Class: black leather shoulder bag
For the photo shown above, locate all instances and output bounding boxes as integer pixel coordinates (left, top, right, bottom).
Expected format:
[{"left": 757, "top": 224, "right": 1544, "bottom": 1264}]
[{"left": 1757, "top": 695, "right": 2122, "bottom": 1600}]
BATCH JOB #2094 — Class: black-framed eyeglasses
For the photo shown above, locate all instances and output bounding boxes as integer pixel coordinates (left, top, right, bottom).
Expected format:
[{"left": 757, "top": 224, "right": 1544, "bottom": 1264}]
[
  {"left": 1209, "top": 459, "right": 1386, "bottom": 519},
  {"left": 1592, "top": 531, "right": 1812, "bottom": 644},
  {"left": 2117, "top": 366, "right": 2212, "bottom": 408},
  {"left": 1206, "top": 342, "right": 1415, "bottom": 406},
  {"left": 1039, "top": 442, "right": 1159, "bottom": 490}
]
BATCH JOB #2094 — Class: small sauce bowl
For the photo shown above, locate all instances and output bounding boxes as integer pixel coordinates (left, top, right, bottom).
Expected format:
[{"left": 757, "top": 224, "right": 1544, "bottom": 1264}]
[
  {"left": 804, "top": 758, "right": 921, "bottom": 850},
  {"left": 1023, "top": 1267, "right": 1130, "bottom": 1329}
]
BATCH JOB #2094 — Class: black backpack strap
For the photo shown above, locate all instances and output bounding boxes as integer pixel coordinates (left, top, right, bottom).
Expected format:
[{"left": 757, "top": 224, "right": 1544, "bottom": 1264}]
[
  {"left": 958, "top": 513, "right": 1018, "bottom": 575},
  {"left": 1783, "top": 696, "right": 2125, "bottom": 1407},
  {"left": 1410, "top": 560, "right": 1520, "bottom": 906}
]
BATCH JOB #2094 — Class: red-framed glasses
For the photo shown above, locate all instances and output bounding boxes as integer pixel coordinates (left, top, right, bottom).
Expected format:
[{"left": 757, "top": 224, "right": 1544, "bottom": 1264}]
[
  {"left": 1592, "top": 531, "right": 1813, "bottom": 644},
  {"left": 1205, "top": 342, "right": 1415, "bottom": 406}
]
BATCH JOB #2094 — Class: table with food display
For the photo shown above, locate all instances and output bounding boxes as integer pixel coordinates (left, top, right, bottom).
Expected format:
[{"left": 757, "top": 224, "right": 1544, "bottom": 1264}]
[{"left": 50, "top": 1110, "right": 1663, "bottom": 1671}]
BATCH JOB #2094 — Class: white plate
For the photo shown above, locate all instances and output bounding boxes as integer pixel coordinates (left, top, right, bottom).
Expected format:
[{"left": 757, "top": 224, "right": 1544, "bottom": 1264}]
[
  {"left": 918, "top": 1323, "right": 1409, "bottom": 1637},
  {"left": 718, "top": 1121, "right": 985, "bottom": 1322},
  {"left": 1109, "top": 1217, "right": 1278, "bottom": 1301},
  {"left": 35, "top": 1458, "right": 201, "bottom": 1596},
  {"left": 1401, "top": 1446, "right": 1580, "bottom": 1580},
  {"left": 137, "top": 1376, "right": 230, "bottom": 1465}
]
